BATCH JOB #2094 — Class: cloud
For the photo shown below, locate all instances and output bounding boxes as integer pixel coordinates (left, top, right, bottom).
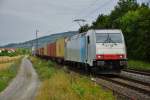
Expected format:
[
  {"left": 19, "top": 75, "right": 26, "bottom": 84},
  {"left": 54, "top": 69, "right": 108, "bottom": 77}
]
[{"left": 0, "top": 0, "right": 118, "bottom": 45}]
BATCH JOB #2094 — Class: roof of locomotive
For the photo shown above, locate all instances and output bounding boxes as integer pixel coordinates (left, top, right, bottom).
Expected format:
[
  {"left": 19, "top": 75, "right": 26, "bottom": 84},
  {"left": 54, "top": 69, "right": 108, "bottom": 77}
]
[{"left": 92, "top": 29, "right": 122, "bottom": 34}]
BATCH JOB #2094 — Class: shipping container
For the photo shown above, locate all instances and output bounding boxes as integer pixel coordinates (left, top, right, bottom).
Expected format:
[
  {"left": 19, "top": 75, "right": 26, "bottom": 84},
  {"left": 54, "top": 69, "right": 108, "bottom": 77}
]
[
  {"left": 42, "top": 47, "right": 44, "bottom": 56},
  {"left": 38, "top": 48, "right": 40, "bottom": 55},
  {"left": 47, "top": 44, "right": 51, "bottom": 57},
  {"left": 47, "top": 42, "right": 56, "bottom": 57},
  {"left": 44, "top": 45, "right": 48, "bottom": 56},
  {"left": 56, "top": 38, "right": 65, "bottom": 58},
  {"left": 39, "top": 48, "right": 41, "bottom": 56},
  {"left": 52, "top": 42, "right": 56, "bottom": 57},
  {"left": 40, "top": 48, "right": 44, "bottom": 56},
  {"left": 39, "top": 48, "right": 42, "bottom": 56}
]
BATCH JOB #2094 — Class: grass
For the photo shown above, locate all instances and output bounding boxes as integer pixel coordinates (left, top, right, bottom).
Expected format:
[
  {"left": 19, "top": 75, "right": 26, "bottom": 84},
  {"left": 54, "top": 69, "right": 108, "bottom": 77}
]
[
  {"left": 128, "top": 60, "right": 150, "bottom": 71},
  {"left": 0, "top": 57, "right": 22, "bottom": 92},
  {"left": 30, "top": 57, "right": 55, "bottom": 80},
  {"left": 0, "top": 63, "right": 13, "bottom": 71},
  {"left": 30, "top": 57, "right": 115, "bottom": 100}
]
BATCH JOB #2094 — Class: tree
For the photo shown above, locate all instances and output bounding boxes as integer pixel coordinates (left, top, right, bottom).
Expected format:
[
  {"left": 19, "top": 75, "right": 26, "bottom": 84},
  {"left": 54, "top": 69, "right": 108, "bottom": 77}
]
[
  {"left": 78, "top": 0, "right": 150, "bottom": 62},
  {"left": 91, "top": 15, "right": 111, "bottom": 29},
  {"left": 79, "top": 24, "right": 89, "bottom": 33},
  {"left": 119, "top": 6, "right": 150, "bottom": 61},
  {"left": 110, "top": 0, "right": 139, "bottom": 28}
]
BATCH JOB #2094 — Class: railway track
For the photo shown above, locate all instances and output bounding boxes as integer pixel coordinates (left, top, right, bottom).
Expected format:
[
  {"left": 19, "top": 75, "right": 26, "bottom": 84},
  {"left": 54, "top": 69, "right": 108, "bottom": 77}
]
[
  {"left": 122, "top": 69, "right": 150, "bottom": 76},
  {"left": 95, "top": 75, "right": 150, "bottom": 99},
  {"left": 48, "top": 61, "right": 150, "bottom": 99},
  {"left": 65, "top": 66, "right": 150, "bottom": 99},
  {"left": 121, "top": 69, "right": 150, "bottom": 84},
  {"left": 98, "top": 75, "right": 150, "bottom": 94},
  {"left": 94, "top": 69, "right": 150, "bottom": 99},
  {"left": 71, "top": 67, "right": 150, "bottom": 100}
]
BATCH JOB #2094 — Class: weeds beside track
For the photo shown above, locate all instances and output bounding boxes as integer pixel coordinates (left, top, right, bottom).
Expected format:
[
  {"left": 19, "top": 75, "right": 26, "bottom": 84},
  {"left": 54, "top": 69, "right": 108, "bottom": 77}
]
[{"left": 30, "top": 57, "right": 115, "bottom": 100}]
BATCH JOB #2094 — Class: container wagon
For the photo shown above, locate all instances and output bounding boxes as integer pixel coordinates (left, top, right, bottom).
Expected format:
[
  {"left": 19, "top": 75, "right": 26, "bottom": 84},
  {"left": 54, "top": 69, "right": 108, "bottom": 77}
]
[
  {"left": 56, "top": 38, "right": 65, "bottom": 63},
  {"left": 43, "top": 45, "right": 48, "bottom": 56},
  {"left": 36, "top": 29, "right": 127, "bottom": 74},
  {"left": 39, "top": 48, "right": 44, "bottom": 56},
  {"left": 47, "top": 44, "right": 51, "bottom": 57},
  {"left": 47, "top": 42, "right": 56, "bottom": 60}
]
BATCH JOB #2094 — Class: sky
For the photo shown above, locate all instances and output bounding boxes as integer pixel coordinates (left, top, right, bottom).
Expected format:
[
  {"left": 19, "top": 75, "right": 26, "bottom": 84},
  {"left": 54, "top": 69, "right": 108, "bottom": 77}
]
[{"left": 0, "top": 0, "right": 148, "bottom": 46}]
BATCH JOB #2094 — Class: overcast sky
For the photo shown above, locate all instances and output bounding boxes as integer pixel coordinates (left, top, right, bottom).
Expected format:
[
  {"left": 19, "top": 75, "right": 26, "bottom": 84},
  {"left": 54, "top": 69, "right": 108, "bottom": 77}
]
[{"left": 0, "top": 0, "right": 148, "bottom": 46}]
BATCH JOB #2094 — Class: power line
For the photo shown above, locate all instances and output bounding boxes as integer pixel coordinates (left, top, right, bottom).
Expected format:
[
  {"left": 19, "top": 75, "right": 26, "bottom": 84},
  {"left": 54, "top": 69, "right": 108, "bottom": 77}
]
[
  {"left": 73, "top": 0, "right": 100, "bottom": 19},
  {"left": 73, "top": 0, "right": 113, "bottom": 24},
  {"left": 51, "top": 0, "right": 115, "bottom": 33},
  {"left": 83, "top": 0, "right": 112, "bottom": 19},
  {"left": 69, "top": 0, "right": 109, "bottom": 28}
]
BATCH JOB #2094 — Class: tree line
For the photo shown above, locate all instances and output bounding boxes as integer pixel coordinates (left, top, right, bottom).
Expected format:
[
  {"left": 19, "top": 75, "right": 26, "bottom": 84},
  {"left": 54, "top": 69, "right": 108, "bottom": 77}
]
[{"left": 79, "top": 0, "right": 150, "bottom": 62}]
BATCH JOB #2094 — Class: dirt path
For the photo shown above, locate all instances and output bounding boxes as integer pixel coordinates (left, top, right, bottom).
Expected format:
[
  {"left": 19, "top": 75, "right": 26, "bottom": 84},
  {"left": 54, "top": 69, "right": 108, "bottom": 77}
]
[{"left": 0, "top": 57, "right": 40, "bottom": 100}]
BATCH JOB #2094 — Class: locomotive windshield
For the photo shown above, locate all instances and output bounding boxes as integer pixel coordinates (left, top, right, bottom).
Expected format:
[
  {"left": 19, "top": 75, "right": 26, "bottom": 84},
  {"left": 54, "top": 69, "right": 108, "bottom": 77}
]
[{"left": 96, "top": 33, "right": 123, "bottom": 43}]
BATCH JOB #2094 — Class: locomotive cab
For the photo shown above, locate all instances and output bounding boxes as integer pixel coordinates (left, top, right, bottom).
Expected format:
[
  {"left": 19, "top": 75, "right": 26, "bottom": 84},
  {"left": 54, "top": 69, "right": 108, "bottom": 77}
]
[{"left": 86, "top": 30, "right": 127, "bottom": 72}]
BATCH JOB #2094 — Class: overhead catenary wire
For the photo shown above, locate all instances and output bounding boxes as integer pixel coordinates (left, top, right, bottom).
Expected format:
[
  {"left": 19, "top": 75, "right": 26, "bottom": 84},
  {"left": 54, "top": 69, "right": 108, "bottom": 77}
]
[
  {"left": 71, "top": 0, "right": 113, "bottom": 28},
  {"left": 74, "top": 0, "right": 112, "bottom": 20},
  {"left": 58, "top": 0, "right": 102, "bottom": 31},
  {"left": 44, "top": 0, "right": 116, "bottom": 34},
  {"left": 73, "top": 0, "right": 100, "bottom": 20},
  {"left": 83, "top": 0, "right": 113, "bottom": 19}
]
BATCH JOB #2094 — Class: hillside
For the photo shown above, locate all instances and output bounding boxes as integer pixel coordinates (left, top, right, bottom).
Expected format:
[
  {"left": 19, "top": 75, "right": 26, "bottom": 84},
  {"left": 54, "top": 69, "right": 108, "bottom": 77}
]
[{"left": 1, "top": 31, "right": 77, "bottom": 48}]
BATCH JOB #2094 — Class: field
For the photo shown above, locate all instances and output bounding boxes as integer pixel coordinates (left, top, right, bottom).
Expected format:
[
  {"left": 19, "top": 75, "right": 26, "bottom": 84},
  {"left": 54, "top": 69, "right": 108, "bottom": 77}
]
[
  {"left": 0, "top": 56, "right": 21, "bottom": 63},
  {"left": 0, "top": 63, "right": 13, "bottom": 71},
  {"left": 0, "top": 56, "right": 22, "bottom": 92},
  {"left": 30, "top": 57, "right": 115, "bottom": 100},
  {"left": 128, "top": 60, "right": 150, "bottom": 71}
]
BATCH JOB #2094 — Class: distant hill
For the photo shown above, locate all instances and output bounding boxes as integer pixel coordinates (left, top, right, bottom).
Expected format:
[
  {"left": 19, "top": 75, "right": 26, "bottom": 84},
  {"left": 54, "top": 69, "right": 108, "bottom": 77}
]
[{"left": 1, "top": 31, "right": 77, "bottom": 48}]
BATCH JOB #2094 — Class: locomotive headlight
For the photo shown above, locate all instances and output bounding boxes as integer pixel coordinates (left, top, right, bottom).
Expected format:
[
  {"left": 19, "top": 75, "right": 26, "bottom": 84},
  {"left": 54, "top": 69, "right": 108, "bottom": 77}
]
[
  {"left": 97, "top": 55, "right": 103, "bottom": 59},
  {"left": 99, "top": 55, "right": 104, "bottom": 59},
  {"left": 120, "top": 55, "right": 123, "bottom": 58},
  {"left": 119, "top": 55, "right": 124, "bottom": 59},
  {"left": 98, "top": 56, "right": 101, "bottom": 58}
]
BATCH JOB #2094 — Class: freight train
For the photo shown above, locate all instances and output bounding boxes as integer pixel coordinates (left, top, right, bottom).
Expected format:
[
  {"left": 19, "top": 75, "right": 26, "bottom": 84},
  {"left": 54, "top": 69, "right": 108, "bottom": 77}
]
[{"left": 35, "top": 29, "right": 127, "bottom": 74}]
